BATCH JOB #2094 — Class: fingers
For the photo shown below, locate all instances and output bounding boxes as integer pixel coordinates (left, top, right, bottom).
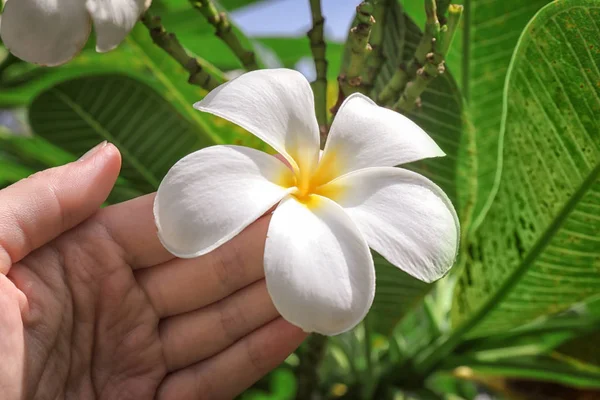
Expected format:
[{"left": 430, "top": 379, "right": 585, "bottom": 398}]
[
  {"left": 157, "top": 318, "right": 307, "bottom": 400},
  {"left": 136, "top": 216, "right": 270, "bottom": 317},
  {"left": 0, "top": 275, "right": 26, "bottom": 400},
  {"left": 0, "top": 143, "right": 121, "bottom": 274},
  {"left": 160, "top": 279, "right": 278, "bottom": 372},
  {"left": 93, "top": 193, "right": 174, "bottom": 269}
]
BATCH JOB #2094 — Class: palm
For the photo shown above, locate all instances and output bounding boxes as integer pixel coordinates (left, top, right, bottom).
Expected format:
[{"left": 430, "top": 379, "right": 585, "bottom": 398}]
[
  {"left": 8, "top": 224, "right": 165, "bottom": 399},
  {"left": 0, "top": 146, "right": 305, "bottom": 400}
]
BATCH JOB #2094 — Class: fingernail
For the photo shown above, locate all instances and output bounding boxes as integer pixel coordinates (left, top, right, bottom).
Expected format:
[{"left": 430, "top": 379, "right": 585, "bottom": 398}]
[{"left": 78, "top": 141, "right": 108, "bottom": 162}]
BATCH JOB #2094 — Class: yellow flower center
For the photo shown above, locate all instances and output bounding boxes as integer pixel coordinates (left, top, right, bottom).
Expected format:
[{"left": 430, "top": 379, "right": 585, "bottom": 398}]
[{"left": 285, "top": 150, "right": 343, "bottom": 207}]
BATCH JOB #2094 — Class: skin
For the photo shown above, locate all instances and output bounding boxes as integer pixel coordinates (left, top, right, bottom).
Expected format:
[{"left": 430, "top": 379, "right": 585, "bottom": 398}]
[{"left": 0, "top": 143, "right": 307, "bottom": 400}]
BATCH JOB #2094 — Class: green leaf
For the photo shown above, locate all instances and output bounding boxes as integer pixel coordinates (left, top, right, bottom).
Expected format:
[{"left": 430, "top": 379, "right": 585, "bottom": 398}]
[
  {"left": 369, "top": 253, "right": 431, "bottom": 335},
  {"left": 456, "top": 295, "right": 600, "bottom": 362},
  {"left": 0, "top": 49, "right": 150, "bottom": 107},
  {"left": 460, "top": 0, "right": 551, "bottom": 231},
  {"left": 364, "top": 1, "right": 469, "bottom": 334},
  {"left": 446, "top": 354, "right": 600, "bottom": 389},
  {"left": 29, "top": 75, "right": 215, "bottom": 194},
  {"left": 554, "top": 295, "right": 600, "bottom": 367},
  {"left": 447, "top": 0, "right": 600, "bottom": 351}
]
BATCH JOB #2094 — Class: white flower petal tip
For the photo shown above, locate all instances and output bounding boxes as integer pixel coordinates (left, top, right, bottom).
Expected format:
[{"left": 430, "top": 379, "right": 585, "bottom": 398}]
[
  {"left": 193, "top": 69, "right": 320, "bottom": 173},
  {"left": 322, "top": 167, "right": 460, "bottom": 283},
  {"left": 87, "top": 0, "right": 148, "bottom": 53},
  {"left": 153, "top": 145, "right": 294, "bottom": 258},
  {"left": 318, "top": 93, "right": 445, "bottom": 180},
  {"left": 264, "top": 196, "right": 375, "bottom": 336},
  {"left": 0, "top": 0, "right": 147, "bottom": 65}
]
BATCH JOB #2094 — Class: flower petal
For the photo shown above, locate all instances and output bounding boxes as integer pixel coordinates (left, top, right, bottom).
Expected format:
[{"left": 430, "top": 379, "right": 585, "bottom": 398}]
[
  {"left": 320, "top": 167, "right": 459, "bottom": 283},
  {"left": 86, "top": 0, "right": 149, "bottom": 52},
  {"left": 264, "top": 195, "right": 375, "bottom": 335},
  {"left": 0, "top": 0, "right": 91, "bottom": 66},
  {"left": 194, "top": 69, "right": 320, "bottom": 174},
  {"left": 316, "top": 93, "right": 444, "bottom": 183},
  {"left": 154, "top": 145, "right": 294, "bottom": 258}
]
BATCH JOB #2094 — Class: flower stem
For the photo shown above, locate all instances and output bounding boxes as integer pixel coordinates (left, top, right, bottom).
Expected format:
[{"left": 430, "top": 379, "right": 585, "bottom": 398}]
[
  {"left": 295, "top": 334, "right": 327, "bottom": 400},
  {"left": 393, "top": 3, "right": 462, "bottom": 113},
  {"left": 377, "top": 0, "right": 440, "bottom": 106},
  {"left": 307, "top": 0, "right": 329, "bottom": 145},
  {"left": 331, "top": 2, "right": 375, "bottom": 115},
  {"left": 141, "top": 13, "right": 222, "bottom": 91},
  {"left": 189, "top": 0, "right": 259, "bottom": 71}
]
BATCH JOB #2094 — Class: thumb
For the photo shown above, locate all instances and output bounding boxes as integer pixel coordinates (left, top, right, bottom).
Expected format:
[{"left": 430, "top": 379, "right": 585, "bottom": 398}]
[{"left": 0, "top": 141, "right": 121, "bottom": 274}]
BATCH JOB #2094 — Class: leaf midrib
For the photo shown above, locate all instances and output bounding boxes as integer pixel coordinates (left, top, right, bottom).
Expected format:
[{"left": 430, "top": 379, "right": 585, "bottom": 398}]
[
  {"left": 52, "top": 89, "right": 160, "bottom": 189},
  {"left": 419, "top": 159, "right": 600, "bottom": 373}
]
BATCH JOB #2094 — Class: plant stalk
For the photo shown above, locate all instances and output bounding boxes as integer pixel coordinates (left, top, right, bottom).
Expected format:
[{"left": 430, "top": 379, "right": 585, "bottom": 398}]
[
  {"left": 307, "top": 0, "right": 328, "bottom": 145},
  {"left": 295, "top": 334, "right": 328, "bottom": 400},
  {"left": 331, "top": 2, "right": 375, "bottom": 116},
  {"left": 393, "top": 3, "right": 462, "bottom": 113},
  {"left": 141, "top": 13, "right": 221, "bottom": 91},
  {"left": 363, "top": 0, "right": 388, "bottom": 92},
  {"left": 377, "top": 0, "right": 440, "bottom": 106},
  {"left": 189, "top": 0, "right": 259, "bottom": 71}
]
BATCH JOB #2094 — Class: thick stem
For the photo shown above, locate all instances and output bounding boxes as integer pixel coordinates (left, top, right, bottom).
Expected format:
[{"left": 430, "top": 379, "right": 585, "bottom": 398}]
[
  {"left": 295, "top": 334, "right": 328, "bottom": 400},
  {"left": 439, "top": 4, "right": 463, "bottom": 56},
  {"left": 308, "top": 0, "right": 328, "bottom": 145},
  {"left": 189, "top": 0, "right": 259, "bottom": 71},
  {"left": 344, "top": 2, "right": 375, "bottom": 91},
  {"left": 436, "top": 0, "right": 452, "bottom": 24},
  {"left": 363, "top": 0, "right": 388, "bottom": 92},
  {"left": 331, "top": 2, "right": 375, "bottom": 116},
  {"left": 393, "top": 59, "right": 442, "bottom": 113},
  {"left": 141, "top": 13, "right": 221, "bottom": 91},
  {"left": 393, "top": 3, "right": 462, "bottom": 112},
  {"left": 377, "top": 0, "right": 440, "bottom": 106}
]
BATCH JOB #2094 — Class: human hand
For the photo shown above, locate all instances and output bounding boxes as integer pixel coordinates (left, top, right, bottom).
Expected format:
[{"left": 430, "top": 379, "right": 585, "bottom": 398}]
[{"left": 0, "top": 142, "right": 307, "bottom": 400}]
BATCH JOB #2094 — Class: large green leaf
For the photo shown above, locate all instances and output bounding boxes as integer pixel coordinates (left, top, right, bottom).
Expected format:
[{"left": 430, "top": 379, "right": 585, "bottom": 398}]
[
  {"left": 362, "top": 1, "right": 469, "bottom": 334},
  {"left": 461, "top": 0, "right": 551, "bottom": 231},
  {"left": 455, "top": 295, "right": 600, "bottom": 362},
  {"left": 0, "top": 49, "right": 148, "bottom": 107},
  {"left": 29, "top": 75, "right": 215, "bottom": 194},
  {"left": 555, "top": 296, "right": 600, "bottom": 367},
  {"left": 446, "top": 354, "right": 600, "bottom": 389},
  {"left": 449, "top": 0, "right": 600, "bottom": 344}
]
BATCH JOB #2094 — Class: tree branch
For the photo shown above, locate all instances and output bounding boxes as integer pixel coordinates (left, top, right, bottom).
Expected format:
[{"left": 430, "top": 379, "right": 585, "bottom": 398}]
[
  {"left": 295, "top": 334, "right": 328, "bottom": 400},
  {"left": 141, "top": 13, "right": 221, "bottom": 91},
  {"left": 189, "top": 0, "right": 259, "bottom": 71},
  {"left": 377, "top": 0, "right": 440, "bottom": 106},
  {"left": 362, "top": 0, "right": 388, "bottom": 92},
  {"left": 308, "top": 0, "right": 328, "bottom": 145},
  {"left": 394, "top": 3, "right": 462, "bottom": 113},
  {"left": 331, "top": 2, "right": 375, "bottom": 115}
]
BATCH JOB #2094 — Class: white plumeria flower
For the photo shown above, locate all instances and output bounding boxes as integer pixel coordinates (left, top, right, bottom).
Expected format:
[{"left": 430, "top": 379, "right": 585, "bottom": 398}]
[
  {"left": 154, "top": 69, "right": 459, "bottom": 335},
  {"left": 0, "top": 0, "right": 150, "bottom": 66}
]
